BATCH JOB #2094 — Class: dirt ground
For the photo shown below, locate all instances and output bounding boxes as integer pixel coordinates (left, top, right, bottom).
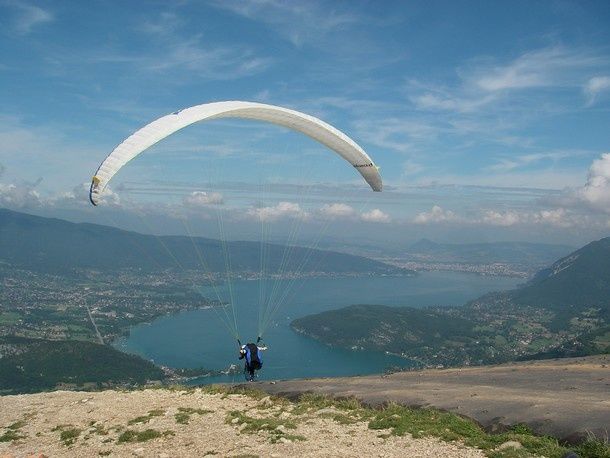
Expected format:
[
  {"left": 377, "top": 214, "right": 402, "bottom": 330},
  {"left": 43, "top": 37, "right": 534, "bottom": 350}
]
[
  {"left": 257, "top": 354, "right": 610, "bottom": 443},
  {"left": 0, "top": 388, "right": 485, "bottom": 458}
]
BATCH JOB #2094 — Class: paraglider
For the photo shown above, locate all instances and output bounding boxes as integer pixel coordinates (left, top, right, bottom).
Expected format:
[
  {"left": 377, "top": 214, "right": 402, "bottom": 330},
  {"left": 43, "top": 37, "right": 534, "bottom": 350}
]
[
  {"left": 89, "top": 101, "right": 382, "bottom": 205},
  {"left": 239, "top": 339, "right": 267, "bottom": 382},
  {"left": 88, "top": 101, "right": 382, "bottom": 380}
]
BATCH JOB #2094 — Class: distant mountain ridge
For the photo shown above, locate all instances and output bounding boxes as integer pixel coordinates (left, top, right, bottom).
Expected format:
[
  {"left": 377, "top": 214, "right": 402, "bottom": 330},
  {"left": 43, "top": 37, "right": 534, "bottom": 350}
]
[
  {"left": 406, "top": 238, "right": 573, "bottom": 266},
  {"left": 293, "top": 237, "right": 610, "bottom": 365},
  {"left": 0, "top": 208, "right": 405, "bottom": 275},
  {"left": 512, "top": 237, "right": 610, "bottom": 309}
]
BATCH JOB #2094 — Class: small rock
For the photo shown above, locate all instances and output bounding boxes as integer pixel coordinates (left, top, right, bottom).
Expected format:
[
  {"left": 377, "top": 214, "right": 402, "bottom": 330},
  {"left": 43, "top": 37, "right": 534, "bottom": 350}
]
[
  {"left": 276, "top": 425, "right": 286, "bottom": 432},
  {"left": 497, "top": 441, "right": 523, "bottom": 450},
  {"left": 231, "top": 418, "right": 240, "bottom": 424},
  {"left": 278, "top": 437, "right": 292, "bottom": 444},
  {"left": 133, "top": 447, "right": 145, "bottom": 456}
]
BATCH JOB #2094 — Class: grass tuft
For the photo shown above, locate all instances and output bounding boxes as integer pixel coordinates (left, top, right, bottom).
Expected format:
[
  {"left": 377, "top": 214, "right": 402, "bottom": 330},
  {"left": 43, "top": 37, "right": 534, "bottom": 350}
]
[
  {"left": 225, "top": 410, "right": 301, "bottom": 443},
  {"left": 6, "top": 420, "right": 27, "bottom": 430},
  {"left": 117, "top": 428, "right": 174, "bottom": 443},
  {"left": 174, "top": 407, "right": 214, "bottom": 425},
  {"left": 0, "top": 419, "right": 27, "bottom": 443},
  {"left": 0, "top": 430, "right": 24, "bottom": 443},
  {"left": 367, "top": 402, "right": 603, "bottom": 458},
  {"left": 59, "top": 428, "right": 81, "bottom": 446},
  {"left": 574, "top": 437, "right": 610, "bottom": 458},
  {"left": 127, "top": 409, "right": 165, "bottom": 425}
]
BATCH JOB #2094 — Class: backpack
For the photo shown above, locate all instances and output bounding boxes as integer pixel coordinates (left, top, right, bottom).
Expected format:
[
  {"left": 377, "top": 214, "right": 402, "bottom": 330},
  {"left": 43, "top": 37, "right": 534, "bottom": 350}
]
[{"left": 245, "top": 343, "right": 262, "bottom": 369}]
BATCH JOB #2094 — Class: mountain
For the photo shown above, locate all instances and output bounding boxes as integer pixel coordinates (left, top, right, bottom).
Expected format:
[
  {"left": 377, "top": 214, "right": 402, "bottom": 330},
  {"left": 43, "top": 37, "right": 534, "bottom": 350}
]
[
  {"left": 0, "top": 208, "right": 406, "bottom": 275},
  {"left": 292, "top": 237, "right": 610, "bottom": 365},
  {"left": 291, "top": 304, "right": 478, "bottom": 359},
  {"left": 0, "top": 336, "right": 165, "bottom": 395},
  {"left": 406, "top": 238, "right": 573, "bottom": 267},
  {"left": 512, "top": 237, "right": 610, "bottom": 309}
]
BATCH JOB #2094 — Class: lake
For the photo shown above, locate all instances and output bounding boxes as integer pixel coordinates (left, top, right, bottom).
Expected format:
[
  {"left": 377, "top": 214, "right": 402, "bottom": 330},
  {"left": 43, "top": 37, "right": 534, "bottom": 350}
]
[{"left": 114, "top": 272, "right": 522, "bottom": 383}]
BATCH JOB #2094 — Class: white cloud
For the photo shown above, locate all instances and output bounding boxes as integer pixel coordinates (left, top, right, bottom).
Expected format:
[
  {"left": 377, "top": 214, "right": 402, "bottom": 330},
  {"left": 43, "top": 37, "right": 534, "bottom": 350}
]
[
  {"left": 413, "top": 205, "right": 459, "bottom": 224},
  {"left": 76, "top": 11, "right": 273, "bottom": 84},
  {"left": 486, "top": 150, "right": 581, "bottom": 173},
  {"left": 319, "top": 203, "right": 356, "bottom": 219},
  {"left": 577, "top": 153, "right": 610, "bottom": 213},
  {"left": 183, "top": 191, "right": 224, "bottom": 207},
  {"left": 479, "top": 208, "right": 584, "bottom": 228},
  {"left": 410, "top": 92, "right": 495, "bottom": 113},
  {"left": 247, "top": 201, "right": 308, "bottom": 222},
  {"left": 0, "top": 114, "right": 102, "bottom": 192},
  {"left": 473, "top": 47, "right": 604, "bottom": 92},
  {"left": 5, "top": 1, "right": 53, "bottom": 35},
  {"left": 415, "top": 167, "right": 586, "bottom": 190},
  {"left": 90, "top": 38, "right": 272, "bottom": 81},
  {"left": 144, "top": 39, "right": 272, "bottom": 76},
  {"left": 481, "top": 210, "right": 522, "bottom": 226},
  {"left": 0, "top": 181, "right": 42, "bottom": 208},
  {"left": 531, "top": 208, "right": 572, "bottom": 227},
  {"left": 318, "top": 203, "right": 391, "bottom": 223},
  {"left": 361, "top": 208, "right": 390, "bottom": 223},
  {"left": 402, "top": 159, "right": 425, "bottom": 176},
  {"left": 56, "top": 182, "right": 122, "bottom": 208},
  {"left": 210, "top": 0, "right": 360, "bottom": 47},
  {"left": 584, "top": 76, "right": 610, "bottom": 105},
  {"left": 0, "top": 177, "right": 123, "bottom": 210},
  {"left": 411, "top": 205, "right": 584, "bottom": 228},
  {"left": 353, "top": 118, "right": 442, "bottom": 153},
  {"left": 410, "top": 46, "right": 609, "bottom": 116}
]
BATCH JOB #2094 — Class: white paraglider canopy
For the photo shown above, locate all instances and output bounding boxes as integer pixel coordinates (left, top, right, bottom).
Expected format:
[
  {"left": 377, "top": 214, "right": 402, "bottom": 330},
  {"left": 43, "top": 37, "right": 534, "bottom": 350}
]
[{"left": 89, "top": 101, "right": 382, "bottom": 205}]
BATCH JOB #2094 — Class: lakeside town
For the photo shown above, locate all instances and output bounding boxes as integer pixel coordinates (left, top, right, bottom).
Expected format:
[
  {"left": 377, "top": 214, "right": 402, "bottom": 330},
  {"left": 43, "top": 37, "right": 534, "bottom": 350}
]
[
  {"left": 0, "top": 263, "right": 411, "bottom": 346},
  {"left": 4, "top": 260, "right": 602, "bottom": 371}
]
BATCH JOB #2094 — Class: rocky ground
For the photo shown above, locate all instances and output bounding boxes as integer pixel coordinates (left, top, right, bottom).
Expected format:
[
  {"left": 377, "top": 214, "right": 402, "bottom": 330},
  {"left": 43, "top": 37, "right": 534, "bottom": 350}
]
[
  {"left": 0, "top": 388, "right": 484, "bottom": 458},
  {"left": 259, "top": 355, "right": 610, "bottom": 443}
]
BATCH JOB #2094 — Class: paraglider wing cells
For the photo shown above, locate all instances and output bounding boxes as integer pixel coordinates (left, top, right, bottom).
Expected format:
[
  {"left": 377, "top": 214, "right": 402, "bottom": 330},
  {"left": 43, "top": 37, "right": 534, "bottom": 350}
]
[{"left": 89, "top": 101, "right": 382, "bottom": 205}]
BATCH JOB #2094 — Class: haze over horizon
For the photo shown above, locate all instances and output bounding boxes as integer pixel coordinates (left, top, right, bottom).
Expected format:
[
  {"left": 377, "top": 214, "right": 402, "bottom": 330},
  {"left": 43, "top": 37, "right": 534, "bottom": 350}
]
[{"left": 1, "top": 0, "right": 610, "bottom": 247}]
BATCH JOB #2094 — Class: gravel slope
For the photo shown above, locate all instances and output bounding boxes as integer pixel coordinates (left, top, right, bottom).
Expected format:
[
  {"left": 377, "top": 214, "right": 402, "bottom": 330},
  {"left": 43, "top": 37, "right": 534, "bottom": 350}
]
[
  {"left": 0, "top": 388, "right": 484, "bottom": 458},
  {"left": 258, "top": 355, "right": 610, "bottom": 443}
]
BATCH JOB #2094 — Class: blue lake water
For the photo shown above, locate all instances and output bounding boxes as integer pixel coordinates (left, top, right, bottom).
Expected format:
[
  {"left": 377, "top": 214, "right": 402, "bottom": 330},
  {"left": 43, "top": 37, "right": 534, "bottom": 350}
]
[{"left": 114, "top": 272, "right": 521, "bottom": 383}]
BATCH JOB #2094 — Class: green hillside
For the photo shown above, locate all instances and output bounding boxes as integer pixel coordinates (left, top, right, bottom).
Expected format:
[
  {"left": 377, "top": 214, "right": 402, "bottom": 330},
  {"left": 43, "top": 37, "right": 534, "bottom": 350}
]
[
  {"left": 0, "top": 208, "right": 406, "bottom": 275},
  {"left": 292, "top": 304, "right": 479, "bottom": 363},
  {"left": 0, "top": 336, "right": 165, "bottom": 394},
  {"left": 513, "top": 237, "right": 610, "bottom": 310}
]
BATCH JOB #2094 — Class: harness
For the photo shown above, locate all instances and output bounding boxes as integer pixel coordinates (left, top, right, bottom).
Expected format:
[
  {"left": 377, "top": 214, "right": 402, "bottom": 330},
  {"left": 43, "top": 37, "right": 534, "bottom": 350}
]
[{"left": 245, "top": 343, "right": 262, "bottom": 368}]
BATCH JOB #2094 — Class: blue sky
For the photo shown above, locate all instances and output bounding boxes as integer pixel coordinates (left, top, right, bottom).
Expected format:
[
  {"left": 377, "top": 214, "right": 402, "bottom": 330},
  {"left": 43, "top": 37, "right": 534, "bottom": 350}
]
[{"left": 1, "top": 0, "right": 610, "bottom": 247}]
